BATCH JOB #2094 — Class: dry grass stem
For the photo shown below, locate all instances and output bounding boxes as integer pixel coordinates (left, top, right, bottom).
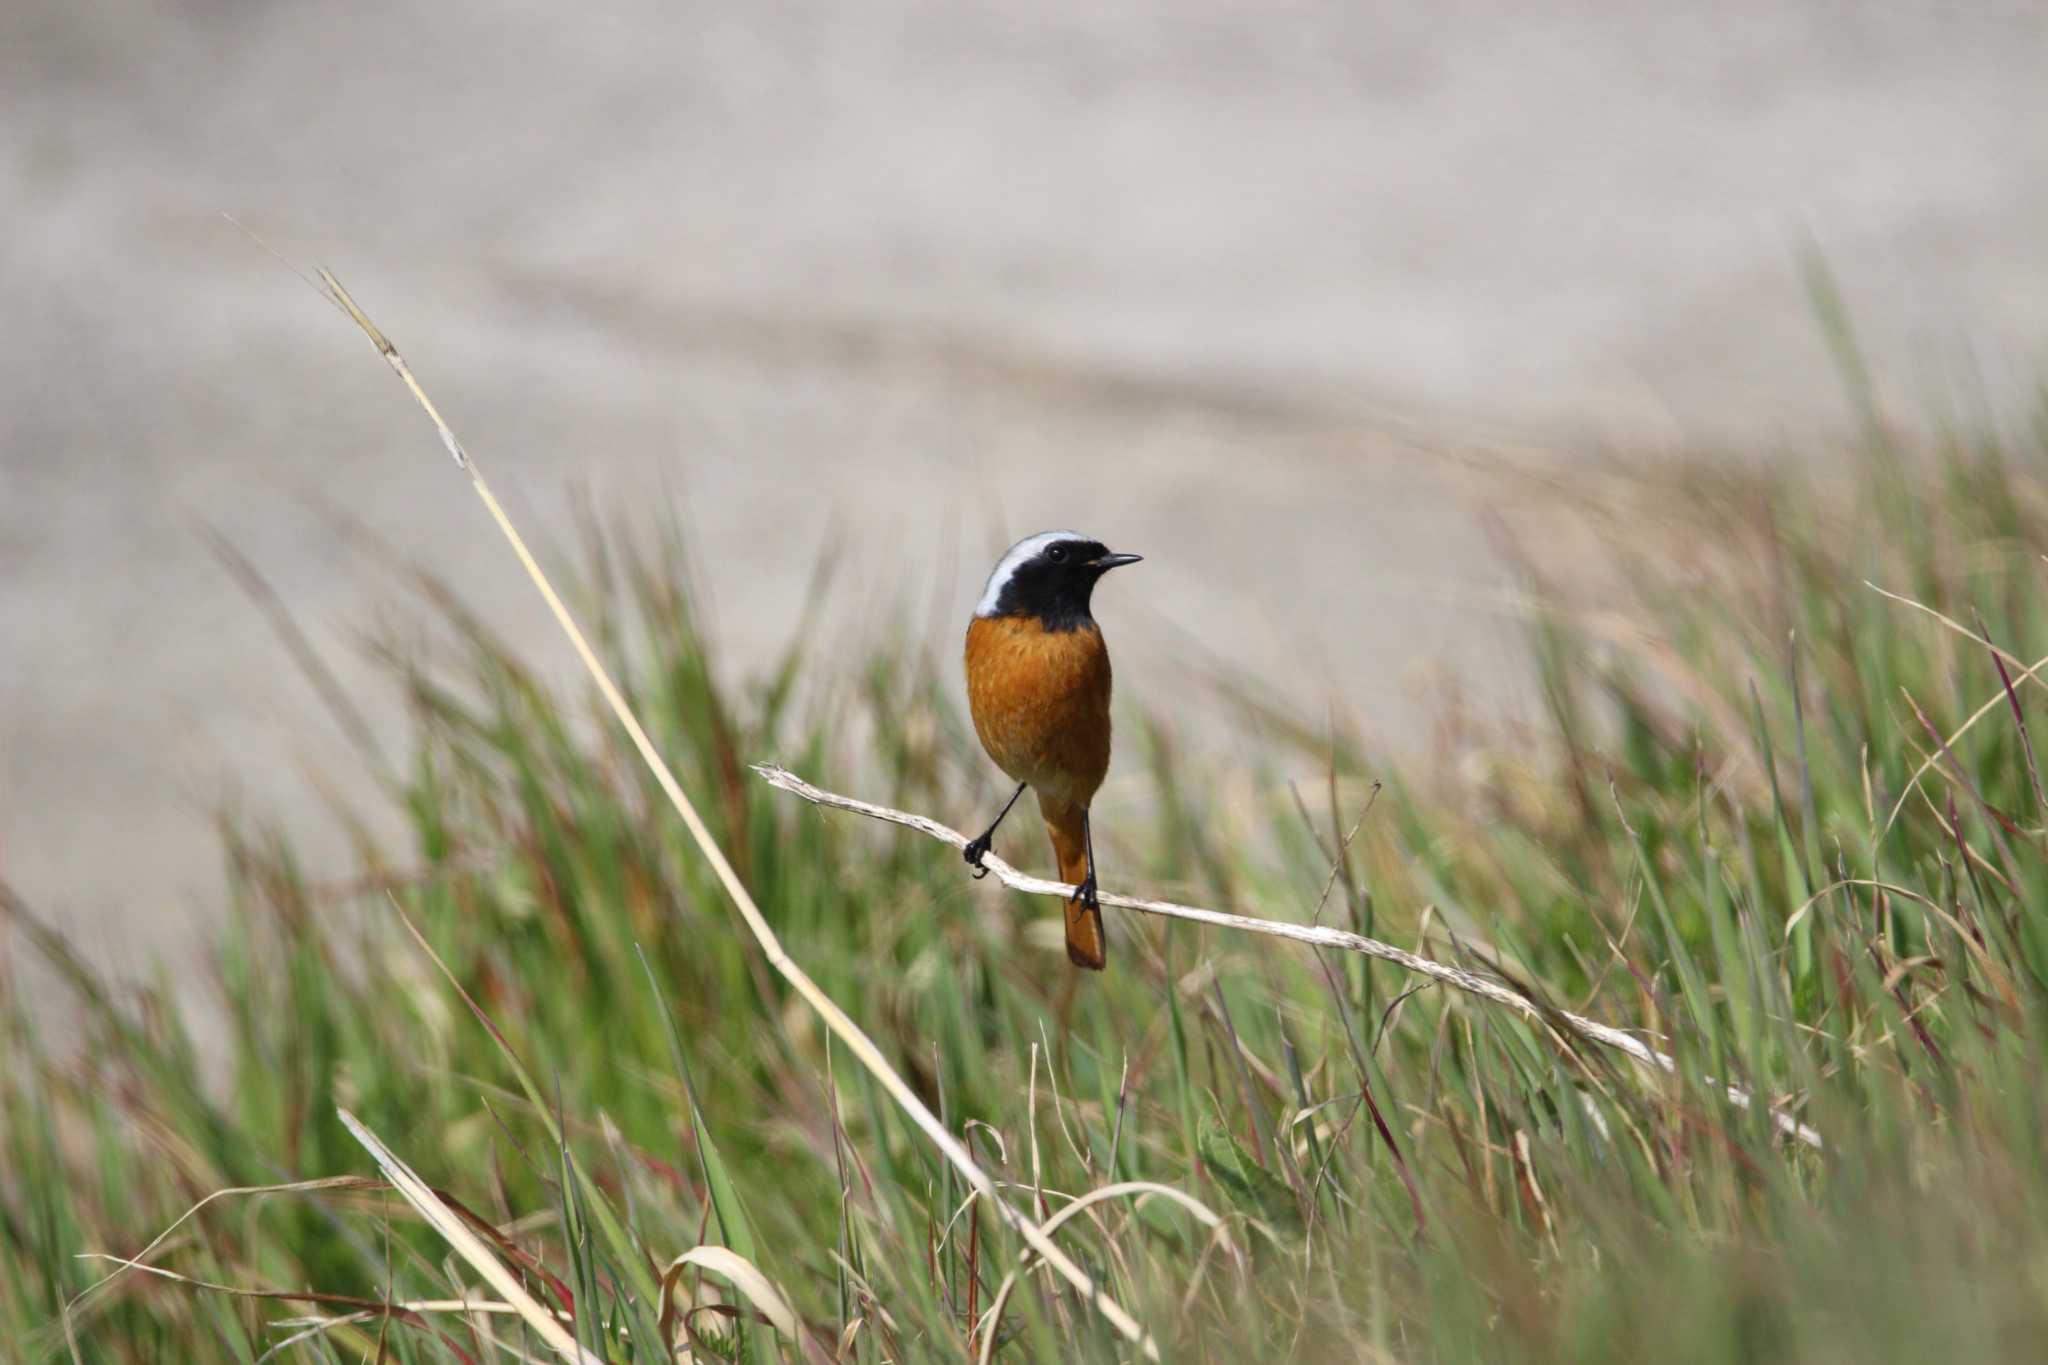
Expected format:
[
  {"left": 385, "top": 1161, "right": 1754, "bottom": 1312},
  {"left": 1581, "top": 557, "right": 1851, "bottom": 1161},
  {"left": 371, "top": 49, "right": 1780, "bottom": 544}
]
[
  {"left": 337, "top": 1110, "right": 597, "bottom": 1363},
  {"left": 319, "top": 272, "right": 1159, "bottom": 1356},
  {"left": 754, "top": 763, "right": 1824, "bottom": 1149}
]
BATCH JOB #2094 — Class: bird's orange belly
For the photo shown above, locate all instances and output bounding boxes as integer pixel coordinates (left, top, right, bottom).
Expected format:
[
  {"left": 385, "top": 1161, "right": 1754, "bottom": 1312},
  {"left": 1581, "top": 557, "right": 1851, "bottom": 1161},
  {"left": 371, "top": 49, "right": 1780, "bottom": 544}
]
[{"left": 965, "top": 615, "right": 1113, "bottom": 808}]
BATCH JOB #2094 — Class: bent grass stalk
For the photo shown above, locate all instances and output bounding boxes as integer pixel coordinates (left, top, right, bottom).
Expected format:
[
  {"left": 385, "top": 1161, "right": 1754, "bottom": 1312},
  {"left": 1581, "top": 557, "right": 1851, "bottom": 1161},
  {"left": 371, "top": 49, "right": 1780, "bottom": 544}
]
[
  {"left": 317, "top": 271, "right": 1160, "bottom": 1356},
  {"left": 752, "top": 763, "right": 1826, "bottom": 1149}
]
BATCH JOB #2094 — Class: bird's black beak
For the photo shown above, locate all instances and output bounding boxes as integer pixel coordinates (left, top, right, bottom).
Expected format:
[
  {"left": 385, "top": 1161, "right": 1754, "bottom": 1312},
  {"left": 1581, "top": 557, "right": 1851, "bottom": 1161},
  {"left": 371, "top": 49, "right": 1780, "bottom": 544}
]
[{"left": 1091, "top": 552, "right": 1143, "bottom": 571}]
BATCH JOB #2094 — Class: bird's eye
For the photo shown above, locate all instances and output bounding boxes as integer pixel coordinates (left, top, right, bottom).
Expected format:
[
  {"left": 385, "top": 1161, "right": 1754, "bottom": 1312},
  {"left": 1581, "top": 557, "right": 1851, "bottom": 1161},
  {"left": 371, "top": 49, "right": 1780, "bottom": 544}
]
[{"left": 1046, "top": 545, "right": 1069, "bottom": 564}]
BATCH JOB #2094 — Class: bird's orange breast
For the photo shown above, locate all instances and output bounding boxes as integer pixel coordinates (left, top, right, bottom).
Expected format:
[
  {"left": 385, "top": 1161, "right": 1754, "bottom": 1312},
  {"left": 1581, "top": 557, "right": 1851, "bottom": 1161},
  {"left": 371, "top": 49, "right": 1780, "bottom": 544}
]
[{"left": 964, "top": 615, "right": 1113, "bottom": 808}]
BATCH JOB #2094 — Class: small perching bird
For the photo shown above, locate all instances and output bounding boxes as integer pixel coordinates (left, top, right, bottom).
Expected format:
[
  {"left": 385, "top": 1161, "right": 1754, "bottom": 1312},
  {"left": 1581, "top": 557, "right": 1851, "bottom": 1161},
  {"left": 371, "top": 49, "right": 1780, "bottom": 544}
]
[{"left": 963, "top": 531, "right": 1142, "bottom": 969}]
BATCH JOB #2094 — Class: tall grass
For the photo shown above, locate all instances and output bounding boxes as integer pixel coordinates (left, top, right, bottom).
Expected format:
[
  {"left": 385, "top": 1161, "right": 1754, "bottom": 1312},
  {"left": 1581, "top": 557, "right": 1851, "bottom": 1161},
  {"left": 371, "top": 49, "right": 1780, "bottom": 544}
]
[{"left": 6, "top": 392, "right": 2048, "bottom": 1361}]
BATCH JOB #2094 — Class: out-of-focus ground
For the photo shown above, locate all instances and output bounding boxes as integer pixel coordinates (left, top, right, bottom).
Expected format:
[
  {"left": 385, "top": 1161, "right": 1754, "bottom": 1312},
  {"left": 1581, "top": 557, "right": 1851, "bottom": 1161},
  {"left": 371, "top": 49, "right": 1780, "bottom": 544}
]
[{"left": 3, "top": 1, "right": 2045, "bottom": 984}]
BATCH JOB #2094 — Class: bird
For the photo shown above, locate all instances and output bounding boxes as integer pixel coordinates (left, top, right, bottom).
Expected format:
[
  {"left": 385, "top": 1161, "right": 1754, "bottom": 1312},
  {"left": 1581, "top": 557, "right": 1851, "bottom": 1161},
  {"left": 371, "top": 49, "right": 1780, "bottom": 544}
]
[{"left": 962, "top": 531, "right": 1142, "bottom": 969}]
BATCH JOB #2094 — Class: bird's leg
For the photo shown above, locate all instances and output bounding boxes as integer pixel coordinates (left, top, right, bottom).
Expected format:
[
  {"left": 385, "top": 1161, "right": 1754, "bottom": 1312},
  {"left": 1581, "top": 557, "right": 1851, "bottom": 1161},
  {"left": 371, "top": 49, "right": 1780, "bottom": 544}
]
[
  {"left": 1073, "top": 808, "right": 1101, "bottom": 915},
  {"left": 963, "top": 782, "right": 1027, "bottom": 878}
]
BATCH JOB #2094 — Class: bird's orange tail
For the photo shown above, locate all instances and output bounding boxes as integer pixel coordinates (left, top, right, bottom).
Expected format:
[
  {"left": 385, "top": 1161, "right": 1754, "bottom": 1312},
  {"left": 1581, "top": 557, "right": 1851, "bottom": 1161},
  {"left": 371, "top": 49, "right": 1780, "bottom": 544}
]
[{"left": 1038, "top": 794, "right": 1105, "bottom": 970}]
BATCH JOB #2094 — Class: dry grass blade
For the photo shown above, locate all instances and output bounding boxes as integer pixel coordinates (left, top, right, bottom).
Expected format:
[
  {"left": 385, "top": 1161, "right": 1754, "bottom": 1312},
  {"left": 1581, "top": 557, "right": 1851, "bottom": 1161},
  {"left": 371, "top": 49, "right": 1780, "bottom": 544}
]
[
  {"left": 1866, "top": 580, "right": 2048, "bottom": 840},
  {"left": 70, "top": 1255, "right": 503, "bottom": 1365},
  {"left": 257, "top": 1306, "right": 554, "bottom": 1365},
  {"left": 972, "top": 1182, "right": 1225, "bottom": 1365},
  {"left": 1865, "top": 580, "right": 2044, "bottom": 684},
  {"left": 336, "top": 1109, "right": 597, "bottom": 1364},
  {"left": 66, "top": 1176, "right": 381, "bottom": 1323},
  {"left": 755, "top": 763, "right": 1825, "bottom": 1148},
  {"left": 658, "top": 1246, "right": 801, "bottom": 1342},
  {"left": 318, "top": 271, "right": 1158, "bottom": 1356}
]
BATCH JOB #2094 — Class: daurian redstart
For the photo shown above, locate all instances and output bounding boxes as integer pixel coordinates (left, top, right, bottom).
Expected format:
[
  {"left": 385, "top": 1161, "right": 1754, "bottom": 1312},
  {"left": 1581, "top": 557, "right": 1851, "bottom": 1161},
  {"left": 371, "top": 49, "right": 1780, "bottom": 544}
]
[{"left": 963, "top": 531, "right": 1142, "bottom": 970}]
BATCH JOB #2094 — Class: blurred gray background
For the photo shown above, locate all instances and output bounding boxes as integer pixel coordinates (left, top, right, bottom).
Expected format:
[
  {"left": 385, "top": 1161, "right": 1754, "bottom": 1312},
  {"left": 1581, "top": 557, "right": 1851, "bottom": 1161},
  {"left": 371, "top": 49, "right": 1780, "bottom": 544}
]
[{"left": 4, "top": 1, "right": 2046, "bottom": 982}]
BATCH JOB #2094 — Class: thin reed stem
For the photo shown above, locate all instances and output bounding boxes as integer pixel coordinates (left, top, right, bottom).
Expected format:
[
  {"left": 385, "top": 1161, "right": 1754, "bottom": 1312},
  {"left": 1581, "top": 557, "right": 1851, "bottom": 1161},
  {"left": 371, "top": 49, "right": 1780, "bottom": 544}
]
[
  {"left": 319, "top": 271, "right": 1161, "bottom": 1356},
  {"left": 754, "top": 763, "right": 1824, "bottom": 1149}
]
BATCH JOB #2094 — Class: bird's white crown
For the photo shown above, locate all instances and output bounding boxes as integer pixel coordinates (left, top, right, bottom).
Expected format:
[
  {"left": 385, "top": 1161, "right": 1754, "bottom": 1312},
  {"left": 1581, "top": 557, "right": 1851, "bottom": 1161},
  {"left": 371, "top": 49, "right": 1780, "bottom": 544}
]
[{"left": 974, "top": 530, "right": 1091, "bottom": 618}]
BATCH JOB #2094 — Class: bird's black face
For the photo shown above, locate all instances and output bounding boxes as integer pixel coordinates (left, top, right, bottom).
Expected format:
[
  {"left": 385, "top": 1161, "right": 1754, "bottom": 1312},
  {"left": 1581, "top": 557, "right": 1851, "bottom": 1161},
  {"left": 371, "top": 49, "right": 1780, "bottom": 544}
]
[{"left": 986, "top": 536, "right": 1142, "bottom": 632}]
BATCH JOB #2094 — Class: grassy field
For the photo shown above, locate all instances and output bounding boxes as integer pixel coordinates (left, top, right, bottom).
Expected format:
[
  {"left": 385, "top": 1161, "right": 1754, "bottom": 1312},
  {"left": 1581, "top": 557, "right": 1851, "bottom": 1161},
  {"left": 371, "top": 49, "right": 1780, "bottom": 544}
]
[{"left": 7, "top": 370, "right": 2048, "bottom": 1361}]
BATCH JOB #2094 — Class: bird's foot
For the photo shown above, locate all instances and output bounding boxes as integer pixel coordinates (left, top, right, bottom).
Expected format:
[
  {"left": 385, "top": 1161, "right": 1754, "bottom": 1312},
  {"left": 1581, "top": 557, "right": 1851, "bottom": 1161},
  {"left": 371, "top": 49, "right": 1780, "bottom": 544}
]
[
  {"left": 1071, "top": 870, "right": 1100, "bottom": 915},
  {"left": 963, "top": 833, "right": 994, "bottom": 879}
]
